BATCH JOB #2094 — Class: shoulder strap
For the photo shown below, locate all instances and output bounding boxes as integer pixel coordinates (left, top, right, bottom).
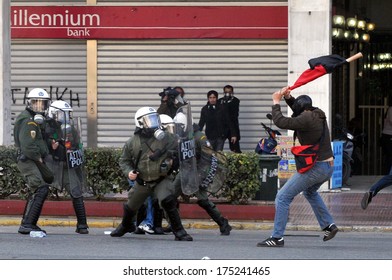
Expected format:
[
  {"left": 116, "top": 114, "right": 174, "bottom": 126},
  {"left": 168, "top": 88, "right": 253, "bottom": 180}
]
[{"left": 131, "top": 134, "right": 142, "bottom": 157}]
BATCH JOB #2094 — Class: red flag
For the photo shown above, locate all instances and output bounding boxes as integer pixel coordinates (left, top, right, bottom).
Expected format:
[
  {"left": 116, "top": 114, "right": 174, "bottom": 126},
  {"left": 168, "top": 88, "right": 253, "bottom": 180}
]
[{"left": 289, "top": 53, "right": 363, "bottom": 90}]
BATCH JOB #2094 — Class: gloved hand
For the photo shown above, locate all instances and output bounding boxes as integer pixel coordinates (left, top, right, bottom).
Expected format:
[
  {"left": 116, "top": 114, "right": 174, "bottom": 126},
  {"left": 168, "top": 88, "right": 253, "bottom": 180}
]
[{"left": 170, "top": 154, "right": 180, "bottom": 171}]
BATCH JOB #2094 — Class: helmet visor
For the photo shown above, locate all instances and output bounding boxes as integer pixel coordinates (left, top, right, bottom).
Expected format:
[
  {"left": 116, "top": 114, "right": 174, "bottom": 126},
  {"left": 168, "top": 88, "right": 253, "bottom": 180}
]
[
  {"left": 140, "top": 113, "right": 161, "bottom": 130},
  {"left": 30, "top": 99, "right": 50, "bottom": 113},
  {"left": 164, "top": 123, "right": 175, "bottom": 134},
  {"left": 55, "top": 110, "right": 72, "bottom": 124}
]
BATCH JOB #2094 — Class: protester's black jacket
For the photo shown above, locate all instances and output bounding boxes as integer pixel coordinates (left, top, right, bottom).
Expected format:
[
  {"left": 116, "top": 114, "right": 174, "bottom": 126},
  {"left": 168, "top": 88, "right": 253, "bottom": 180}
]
[{"left": 198, "top": 102, "right": 233, "bottom": 141}]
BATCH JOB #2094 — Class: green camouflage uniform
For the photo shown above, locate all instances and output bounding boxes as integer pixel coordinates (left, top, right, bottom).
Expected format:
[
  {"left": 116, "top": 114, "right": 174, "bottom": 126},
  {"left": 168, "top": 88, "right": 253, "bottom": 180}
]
[
  {"left": 119, "top": 132, "right": 178, "bottom": 211},
  {"left": 14, "top": 109, "right": 52, "bottom": 188},
  {"left": 14, "top": 108, "right": 53, "bottom": 234},
  {"left": 111, "top": 130, "right": 193, "bottom": 241}
]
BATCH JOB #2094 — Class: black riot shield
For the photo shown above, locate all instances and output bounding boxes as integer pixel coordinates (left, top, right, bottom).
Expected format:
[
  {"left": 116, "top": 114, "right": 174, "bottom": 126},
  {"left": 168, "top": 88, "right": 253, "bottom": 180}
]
[
  {"left": 175, "top": 103, "right": 199, "bottom": 195},
  {"left": 198, "top": 145, "right": 228, "bottom": 193}
]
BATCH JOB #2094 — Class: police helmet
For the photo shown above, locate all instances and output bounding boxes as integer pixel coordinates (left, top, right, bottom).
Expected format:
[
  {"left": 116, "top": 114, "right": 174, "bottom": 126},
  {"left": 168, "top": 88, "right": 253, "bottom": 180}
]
[
  {"left": 27, "top": 88, "right": 51, "bottom": 114},
  {"left": 160, "top": 114, "right": 175, "bottom": 134},
  {"left": 135, "top": 107, "right": 161, "bottom": 129},
  {"left": 48, "top": 100, "right": 73, "bottom": 124}
]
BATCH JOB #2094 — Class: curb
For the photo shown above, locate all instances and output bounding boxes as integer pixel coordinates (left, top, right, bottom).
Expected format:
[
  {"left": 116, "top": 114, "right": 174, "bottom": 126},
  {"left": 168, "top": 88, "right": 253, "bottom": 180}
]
[{"left": 2, "top": 216, "right": 392, "bottom": 233}]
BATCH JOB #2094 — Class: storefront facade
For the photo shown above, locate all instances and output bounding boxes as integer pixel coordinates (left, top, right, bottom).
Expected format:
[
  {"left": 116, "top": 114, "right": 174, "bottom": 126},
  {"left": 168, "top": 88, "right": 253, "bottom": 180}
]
[{"left": 9, "top": 1, "right": 290, "bottom": 151}]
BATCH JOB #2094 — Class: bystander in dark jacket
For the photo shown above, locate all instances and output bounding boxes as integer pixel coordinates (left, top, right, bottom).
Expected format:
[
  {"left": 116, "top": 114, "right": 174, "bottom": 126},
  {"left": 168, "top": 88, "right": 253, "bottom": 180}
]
[
  {"left": 198, "top": 90, "right": 233, "bottom": 151},
  {"left": 218, "top": 85, "right": 241, "bottom": 153}
]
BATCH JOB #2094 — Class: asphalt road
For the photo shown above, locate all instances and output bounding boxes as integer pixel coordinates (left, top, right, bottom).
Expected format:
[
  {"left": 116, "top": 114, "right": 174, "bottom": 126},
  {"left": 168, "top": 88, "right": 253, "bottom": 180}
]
[{"left": 1, "top": 225, "right": 392, "bottom": 260}]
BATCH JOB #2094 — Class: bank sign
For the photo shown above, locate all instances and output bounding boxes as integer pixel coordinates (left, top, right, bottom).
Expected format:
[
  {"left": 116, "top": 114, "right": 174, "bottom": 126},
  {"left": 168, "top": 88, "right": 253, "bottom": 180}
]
[{"left": 11, "top": 6, "right": 288, "bottom": 39}]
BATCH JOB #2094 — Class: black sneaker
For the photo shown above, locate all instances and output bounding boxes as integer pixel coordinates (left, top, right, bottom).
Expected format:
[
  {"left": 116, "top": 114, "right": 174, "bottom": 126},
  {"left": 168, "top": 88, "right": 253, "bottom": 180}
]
[
  {"left": 257, "top": 237, "right": 284, "bottom": 247},
  {"left": 361, "top": 192, "right": 373, "bottom": 210},
  {"left": 323, "top": 223, "right": 338, "bottom": 241}
]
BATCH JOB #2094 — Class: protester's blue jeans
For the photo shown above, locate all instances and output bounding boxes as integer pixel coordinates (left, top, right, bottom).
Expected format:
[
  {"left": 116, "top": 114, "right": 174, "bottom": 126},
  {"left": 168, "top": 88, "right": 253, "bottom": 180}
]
[
  {"left": 128, "top": 179, "right": 154, "bottom": 226},
  {"left": 272, "top": 161, "right": 334, "bottom": 238},
  {"left": 369, "top": 166, "right": 392, "bottom": 196}
]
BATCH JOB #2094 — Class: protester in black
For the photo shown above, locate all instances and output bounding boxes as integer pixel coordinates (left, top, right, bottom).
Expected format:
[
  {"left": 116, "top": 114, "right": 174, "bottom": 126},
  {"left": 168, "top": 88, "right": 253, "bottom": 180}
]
[
  {"left": 219, "top": 85, "right": 241, "bottom": 153},
  {"left": 198, "top": 90, "right": 233, "bottom": 151}
]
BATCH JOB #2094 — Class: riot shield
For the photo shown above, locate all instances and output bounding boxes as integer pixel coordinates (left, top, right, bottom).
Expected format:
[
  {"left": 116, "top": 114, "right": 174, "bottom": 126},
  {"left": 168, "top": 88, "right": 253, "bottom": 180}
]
[
  {"left": 174, "top": 103, "right": 199, "bottom": 195},
  {"left": 198, "top": 145, "right": 228, "bottom": 193},
  {"left": 44, "top": 118, "right": 66, "bottom": 191},
  {"left": 45, "top": 154, "right": 65, "bottom": 191},
  {"left": 64, "top": 116, "right": 88, "bottom": 198}
]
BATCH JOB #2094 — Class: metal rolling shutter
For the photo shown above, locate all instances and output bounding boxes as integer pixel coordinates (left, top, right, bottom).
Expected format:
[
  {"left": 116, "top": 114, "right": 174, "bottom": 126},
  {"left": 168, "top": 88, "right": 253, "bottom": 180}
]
[
  {"left": 97, "top": 39, "right": 288, "bottom": 150},
  {"left": 10, "top": 39, "right": 88, "bottom": 144}
]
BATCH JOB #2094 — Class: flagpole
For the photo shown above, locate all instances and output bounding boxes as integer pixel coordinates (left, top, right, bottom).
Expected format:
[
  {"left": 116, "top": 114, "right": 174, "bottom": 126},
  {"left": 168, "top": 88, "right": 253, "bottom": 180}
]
[{"left": 346, "top": 52, "right": 363, "bottom": 63}]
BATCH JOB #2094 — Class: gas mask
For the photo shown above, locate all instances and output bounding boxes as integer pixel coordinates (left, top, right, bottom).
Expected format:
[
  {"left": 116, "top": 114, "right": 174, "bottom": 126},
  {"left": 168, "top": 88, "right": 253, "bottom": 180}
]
[
  {"left": 33, "top": 114, "right": 45, "bottom": 125},
  {"left": 61, "top": 123, "right": 72, "bottom": 135},
  {"left": 223, "top": 91, "right": 233, "bottom": 102},
  {"left": 139, "top": 113, "right": 165, "bottom": 140}
]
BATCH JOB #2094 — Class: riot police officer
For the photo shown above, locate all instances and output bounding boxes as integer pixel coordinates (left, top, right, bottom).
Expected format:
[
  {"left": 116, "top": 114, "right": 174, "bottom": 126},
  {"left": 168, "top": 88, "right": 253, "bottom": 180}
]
[
  {"left": 45, "top": 100, "right": 89, "bottom": 234},
  {"left": 110, "top": 107, "right": 193, "bottom": 241},
  {"left": 14, "top": 88, "right": 53, "bottom": 234},
  {"left": 172, "top": 113, "right": 232, "bottom": 235},
  {"left": 133, "top": 114, "right": 175, "bottom": 235}
]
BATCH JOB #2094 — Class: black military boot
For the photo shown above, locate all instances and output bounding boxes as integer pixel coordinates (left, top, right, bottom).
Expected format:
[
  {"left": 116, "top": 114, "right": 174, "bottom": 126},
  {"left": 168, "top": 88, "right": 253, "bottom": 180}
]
[
  {"left": 73, "top": 197, "right": 89, "bottom": 234},
  {"left": 197, "top": 199, "right": 232, "bottom": 235},
  {"left": 161, "top": 195, "right": 193, "bottom": 241},
  {"left": 110, "top": 204, "right": 136, "bottom": 237},
  {"left": 18, "top": 185, "right": 49, "bottom": 234},
  {"left": 153, "top": 200, "right": 164, "bottom": 234}
]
